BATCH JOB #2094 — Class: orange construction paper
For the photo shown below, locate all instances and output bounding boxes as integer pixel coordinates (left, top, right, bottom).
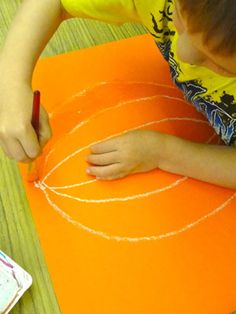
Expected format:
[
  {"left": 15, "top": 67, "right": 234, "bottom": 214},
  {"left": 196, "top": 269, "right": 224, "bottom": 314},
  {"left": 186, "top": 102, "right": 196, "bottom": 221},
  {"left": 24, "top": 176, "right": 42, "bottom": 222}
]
[{"left": 20, "top": 35, "right": 236, "bottom": 314}]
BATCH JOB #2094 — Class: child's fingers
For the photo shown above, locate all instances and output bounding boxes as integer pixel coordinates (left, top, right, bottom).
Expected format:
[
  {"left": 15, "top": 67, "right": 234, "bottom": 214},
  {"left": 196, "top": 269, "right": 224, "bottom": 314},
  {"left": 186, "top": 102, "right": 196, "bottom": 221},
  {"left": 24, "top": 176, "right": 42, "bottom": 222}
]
[
  {"left": 87, "top": 163, "right": 123, "bottom": 180},
  {"left": 20, "top": 126, "right": 41, "bottom": 159},
  {"left": 15, "top": 140, "right": 32, "bottom": 163},
  {"left": 38, "top": 109, "right": 52, "bottom": 148},
  {"left": 90, "top": 138, "right": 118, "bottom": 154},
  {"left": 0, "top": 118, "right": 41, "bottom": 160},
  {"left": 2, "top": 137, "right": 31, "bottom": 162},
  {"left": 86, "top": 151, "right": 118, "bottom": 166}
]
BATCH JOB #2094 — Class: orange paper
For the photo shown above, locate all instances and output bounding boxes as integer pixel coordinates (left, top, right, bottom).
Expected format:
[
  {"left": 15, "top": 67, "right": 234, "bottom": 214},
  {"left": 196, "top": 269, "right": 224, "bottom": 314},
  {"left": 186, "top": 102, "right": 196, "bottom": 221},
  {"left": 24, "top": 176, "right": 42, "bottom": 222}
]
[{"left": 20, "top": 35, "right": 236, "bottom": 314}]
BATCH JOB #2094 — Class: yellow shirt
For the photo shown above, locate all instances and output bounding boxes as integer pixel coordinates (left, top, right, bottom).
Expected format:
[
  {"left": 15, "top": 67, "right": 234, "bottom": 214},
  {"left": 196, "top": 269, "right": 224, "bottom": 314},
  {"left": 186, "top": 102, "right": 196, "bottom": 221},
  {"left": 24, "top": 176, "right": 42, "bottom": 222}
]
[{"left": 61, "top": 0, "right": 236, "bottom": 145}]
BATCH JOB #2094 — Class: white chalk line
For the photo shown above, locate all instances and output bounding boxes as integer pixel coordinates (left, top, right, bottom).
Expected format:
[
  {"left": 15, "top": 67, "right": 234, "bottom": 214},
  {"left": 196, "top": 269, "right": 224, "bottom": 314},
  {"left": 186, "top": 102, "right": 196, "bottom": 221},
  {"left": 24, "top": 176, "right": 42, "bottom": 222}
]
[
  {"left": 34, "top": 82, "right": 227, "bottom": 242},
  {"left": 37, "top": 182, "right": 236, "bottom": 242},
  {"left": 68, "top": 94, "right": 188, "bottom": 135},
  {"left": 38, "top": 176, "right": 187, "bottom": 203},
  {"left": 49, "top": 80, "right": 178, "bottom": 118},
  {"left": 48, "top": 179, "right": 97, "bottom": 190},
  {"left": 33, "top": 118, "right": 222, "bottom": 241}
]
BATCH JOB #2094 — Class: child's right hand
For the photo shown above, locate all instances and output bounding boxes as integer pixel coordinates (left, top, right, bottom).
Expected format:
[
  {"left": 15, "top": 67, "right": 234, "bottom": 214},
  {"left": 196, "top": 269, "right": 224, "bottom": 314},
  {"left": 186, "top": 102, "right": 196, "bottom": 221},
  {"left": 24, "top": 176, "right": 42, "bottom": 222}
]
[
  {"left": 0, "top": 0, "right": 65, "bottom": 163},
  {"left": 0, "top": 82, "right": 52, "bottom": 163}
]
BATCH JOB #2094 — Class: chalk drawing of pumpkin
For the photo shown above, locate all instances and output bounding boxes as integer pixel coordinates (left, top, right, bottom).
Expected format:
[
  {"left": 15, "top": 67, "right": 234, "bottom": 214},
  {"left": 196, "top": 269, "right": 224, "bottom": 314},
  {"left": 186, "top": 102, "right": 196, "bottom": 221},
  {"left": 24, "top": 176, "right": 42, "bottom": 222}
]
[{"left": 34, "top": 81, "right": 236, "bottom": 242}]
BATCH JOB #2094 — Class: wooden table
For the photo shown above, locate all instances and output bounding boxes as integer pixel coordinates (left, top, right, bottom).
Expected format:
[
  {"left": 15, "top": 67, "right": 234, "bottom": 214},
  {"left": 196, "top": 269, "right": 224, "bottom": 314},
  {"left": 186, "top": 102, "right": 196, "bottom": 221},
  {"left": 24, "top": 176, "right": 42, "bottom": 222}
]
[{"left": 0, "top": 1, "right": 146, "bottom": 312}]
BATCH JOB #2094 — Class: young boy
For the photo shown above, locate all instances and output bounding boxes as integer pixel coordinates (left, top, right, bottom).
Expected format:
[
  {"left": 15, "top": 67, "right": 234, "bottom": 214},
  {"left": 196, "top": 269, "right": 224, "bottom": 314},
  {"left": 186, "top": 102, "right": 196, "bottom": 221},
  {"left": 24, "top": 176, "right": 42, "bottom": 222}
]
[{"left": 0, "top": 0, "right": 236, "bottom": 189}]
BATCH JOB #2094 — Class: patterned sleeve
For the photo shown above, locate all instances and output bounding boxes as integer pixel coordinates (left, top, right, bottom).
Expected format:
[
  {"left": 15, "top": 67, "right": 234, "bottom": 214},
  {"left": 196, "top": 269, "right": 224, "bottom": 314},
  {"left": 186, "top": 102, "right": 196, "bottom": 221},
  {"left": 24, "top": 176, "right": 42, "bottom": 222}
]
[{"left": 60, "top": 0, "right": 139, "bottom": 24}]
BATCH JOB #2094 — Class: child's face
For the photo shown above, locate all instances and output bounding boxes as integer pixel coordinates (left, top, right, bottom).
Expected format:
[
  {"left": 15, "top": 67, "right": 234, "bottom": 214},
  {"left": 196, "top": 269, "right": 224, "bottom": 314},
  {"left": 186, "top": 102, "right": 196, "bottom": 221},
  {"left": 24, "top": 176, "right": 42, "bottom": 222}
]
[{"left": 173, "top": 0, "right": 236, "bottom": 77}]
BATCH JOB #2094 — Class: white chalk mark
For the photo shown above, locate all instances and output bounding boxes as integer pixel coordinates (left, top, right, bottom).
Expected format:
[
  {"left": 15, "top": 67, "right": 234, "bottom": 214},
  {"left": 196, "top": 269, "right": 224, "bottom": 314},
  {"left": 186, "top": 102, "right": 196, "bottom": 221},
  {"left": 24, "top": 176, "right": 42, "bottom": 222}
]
[
  {"left": 37, "top": 183, "right": 236, "bottom": 242},
  {"left": 50, "top": 80, "right": 178, "bottom": 118},
  {"left": 44, "top": 147, "right": 56, "bottom": 165},
  {"left": 34, "top": 81, "right": 229, "bottom": 242},
  {"left": 47, "top": 179, "right": 97, "bottom": 191},
  {"left": 41, "top": 176, "right": 187, "bottom": 203},
  {"left": 68, "top": 94, "right": 188, "bottom": 135}
]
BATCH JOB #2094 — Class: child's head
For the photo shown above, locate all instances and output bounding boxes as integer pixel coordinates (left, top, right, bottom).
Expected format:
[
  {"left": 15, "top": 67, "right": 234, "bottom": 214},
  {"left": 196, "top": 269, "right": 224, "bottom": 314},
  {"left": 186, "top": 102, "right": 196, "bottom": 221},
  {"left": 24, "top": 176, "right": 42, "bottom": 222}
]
[{"left": 173, "top": 0, "right": 236, "bottom": 76}]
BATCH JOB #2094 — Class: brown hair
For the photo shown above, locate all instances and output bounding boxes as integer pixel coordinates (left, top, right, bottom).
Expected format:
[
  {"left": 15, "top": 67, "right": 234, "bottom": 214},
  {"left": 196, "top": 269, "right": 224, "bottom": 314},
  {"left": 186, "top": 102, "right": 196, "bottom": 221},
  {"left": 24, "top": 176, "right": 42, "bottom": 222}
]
[{"left": 178, "top": 0, "right": 236, "bottom": 55}]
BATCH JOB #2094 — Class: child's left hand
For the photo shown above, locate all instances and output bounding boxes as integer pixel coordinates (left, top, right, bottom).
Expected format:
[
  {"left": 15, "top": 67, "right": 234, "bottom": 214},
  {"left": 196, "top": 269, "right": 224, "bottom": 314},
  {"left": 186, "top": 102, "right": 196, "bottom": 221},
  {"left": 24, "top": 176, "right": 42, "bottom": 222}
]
[{"left": 86, "top": 130, "right": 164, "bottom": 180}]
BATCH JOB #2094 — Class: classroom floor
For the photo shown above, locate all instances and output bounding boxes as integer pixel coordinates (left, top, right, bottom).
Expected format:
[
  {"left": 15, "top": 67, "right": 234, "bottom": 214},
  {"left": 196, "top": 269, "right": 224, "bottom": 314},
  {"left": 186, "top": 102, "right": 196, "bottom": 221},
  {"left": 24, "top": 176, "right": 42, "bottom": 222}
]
[{"left": 0, "top": 1, "right": 147, "bottom": 313}]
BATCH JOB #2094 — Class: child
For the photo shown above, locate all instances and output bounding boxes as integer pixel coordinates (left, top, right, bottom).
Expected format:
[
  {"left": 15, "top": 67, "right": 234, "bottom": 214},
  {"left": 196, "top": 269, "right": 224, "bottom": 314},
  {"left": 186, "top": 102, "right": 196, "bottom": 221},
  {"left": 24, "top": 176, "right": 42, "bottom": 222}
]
[{"left": 0, "top": 0, "right": 236, "bottom": 189}]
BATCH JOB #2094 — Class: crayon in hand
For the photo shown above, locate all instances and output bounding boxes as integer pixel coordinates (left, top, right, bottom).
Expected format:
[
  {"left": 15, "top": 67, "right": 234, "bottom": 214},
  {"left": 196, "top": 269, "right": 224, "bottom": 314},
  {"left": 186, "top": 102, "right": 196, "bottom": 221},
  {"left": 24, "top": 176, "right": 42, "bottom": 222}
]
[{"left": 27, "top": 90, "right": 40, "bottom": 182}]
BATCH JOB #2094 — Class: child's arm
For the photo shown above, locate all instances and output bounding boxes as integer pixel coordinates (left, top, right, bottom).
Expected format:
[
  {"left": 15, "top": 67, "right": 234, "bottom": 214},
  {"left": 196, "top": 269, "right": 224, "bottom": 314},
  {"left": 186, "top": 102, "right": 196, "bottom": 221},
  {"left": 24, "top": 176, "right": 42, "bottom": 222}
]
[
  {"left": 87, "top": 130, "right": 236, "bottom": 189},
  {"left": 0, "top": 0, "right": 68, "bottom": 162},
  {"left": 157, "top": 133, "right": 236, "bottom": 189}
]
